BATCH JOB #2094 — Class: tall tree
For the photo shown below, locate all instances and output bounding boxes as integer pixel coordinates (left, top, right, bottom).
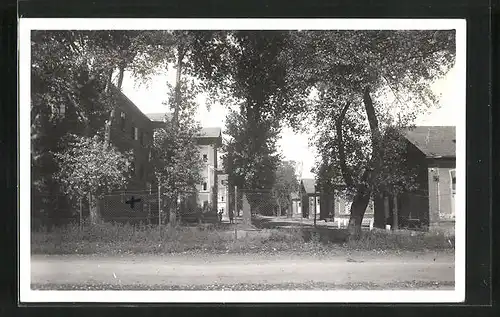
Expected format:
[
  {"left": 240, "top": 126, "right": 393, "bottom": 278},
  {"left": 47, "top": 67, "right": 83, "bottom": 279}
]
[
  {"left": 150, "top": 78, "right": 204, "bottom": 223},
  {"left": 281, "top": 30, "right": 455, "bottom": 236}
]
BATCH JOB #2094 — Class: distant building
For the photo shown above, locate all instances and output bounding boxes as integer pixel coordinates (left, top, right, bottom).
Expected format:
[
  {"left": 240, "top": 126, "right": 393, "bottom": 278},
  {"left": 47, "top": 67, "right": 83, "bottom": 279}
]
[
  {"left": 299, "top": 179, "right": 320, "bottom": 219},
  {"left": 290, "top": 192, "right": 301, "bottom": 216}
]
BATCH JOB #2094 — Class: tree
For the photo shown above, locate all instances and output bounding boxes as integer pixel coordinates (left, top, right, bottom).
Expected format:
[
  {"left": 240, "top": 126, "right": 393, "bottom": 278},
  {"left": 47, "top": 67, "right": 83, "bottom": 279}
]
[
  {"left": 273, "top": 161, "right": 299, "bottom": 216},
  {"left": 150, "top": 79, "right": 204, "bottom": 223},
  {"left": 54, "top": 134, "right": 132, "bottom": 224},
  {"left": 281, "top": 30, "right": 455, "bottom": 236}
]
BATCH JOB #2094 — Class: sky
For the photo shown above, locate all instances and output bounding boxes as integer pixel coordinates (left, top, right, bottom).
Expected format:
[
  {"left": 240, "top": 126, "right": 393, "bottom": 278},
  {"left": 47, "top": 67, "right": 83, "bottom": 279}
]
[{"left": 121, "top": 65, "right": 458, "bottom": 179}]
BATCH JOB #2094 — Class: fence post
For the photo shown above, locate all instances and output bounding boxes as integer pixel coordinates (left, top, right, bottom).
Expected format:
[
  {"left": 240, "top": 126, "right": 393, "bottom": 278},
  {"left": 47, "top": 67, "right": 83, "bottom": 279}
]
[
  {"left": 234, "top": 185, "right": 238, "bottom": 217},
  {"left": 158, "top": 183, "right": 161, "bottom": 235},
  {"left": 79, "top": 198, "right": 83, "bottom": 231},
  {"left": 148, "top": 183, "right": 152, "bottom": 225}
]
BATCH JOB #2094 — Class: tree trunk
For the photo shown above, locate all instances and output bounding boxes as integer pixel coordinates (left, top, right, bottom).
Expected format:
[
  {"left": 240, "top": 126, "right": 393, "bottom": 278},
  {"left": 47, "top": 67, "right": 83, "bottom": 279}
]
[
  {"left": 362, "top": 86, "right": 385, "bottom": 225},
  {"left": 347, "top": 188, "right": 371, "bottom": 238},
  {"left": 88, "top": 192, "right": 101, "bottom": 225},
  {"left": 117, "top": 63, "right": 126, "bottom": 89},
  {"left": 172, "top": 47, "right": 185, "bottom": 128}
]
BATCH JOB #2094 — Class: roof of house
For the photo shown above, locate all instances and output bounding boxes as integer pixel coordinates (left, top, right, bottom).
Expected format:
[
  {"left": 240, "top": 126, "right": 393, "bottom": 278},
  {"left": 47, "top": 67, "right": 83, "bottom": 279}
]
[
  {"left": 145, "top": 112, "right": 172, "bottom": 122},
  {"left": 301, "top": 178, "right": 316, "bottom": 194},
  {"left": 404, "top": 126, "right": 456, "bottom": 158},
  {"left": 290, "top": 192, "right": 300, "bottom": 200},
  {"left": 146, "top": 112, "right": 222, "bottom": 139},
  {"left": 200, "top": 127, "right": 222, "bottom": 138}
]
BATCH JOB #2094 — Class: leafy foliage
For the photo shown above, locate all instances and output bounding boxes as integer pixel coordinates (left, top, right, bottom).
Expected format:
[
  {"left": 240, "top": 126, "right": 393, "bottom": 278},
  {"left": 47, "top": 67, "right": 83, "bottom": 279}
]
[
  {"left": 282, "top": 30, "right": 455, "bottom": 214},
  {"left": 150, "top": 79, "right": 204, "bottom": 203},
  {"left": 54, "top": 134, "right": 132, "bottom": 200}
]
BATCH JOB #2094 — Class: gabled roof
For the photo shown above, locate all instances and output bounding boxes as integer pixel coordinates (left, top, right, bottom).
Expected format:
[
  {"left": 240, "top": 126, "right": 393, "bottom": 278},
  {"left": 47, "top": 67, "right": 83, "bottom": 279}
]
[
  {"left": 200, "top": 127, "right": 222, "bottom": 139},
  {"left": 301, "top": 178, "right": 316, "bottom": 194},
  {"left": 404, "top": 126, "right": 456, "bottom": 158},
  {"left": 290, "top": 192, "right": 300, "bottom": 200},
  {"left": 146, "top": 112, "right": 172, "bottom": 122},
  {"left": 146, "top": 112, "right": 222, "bottom": 140}
]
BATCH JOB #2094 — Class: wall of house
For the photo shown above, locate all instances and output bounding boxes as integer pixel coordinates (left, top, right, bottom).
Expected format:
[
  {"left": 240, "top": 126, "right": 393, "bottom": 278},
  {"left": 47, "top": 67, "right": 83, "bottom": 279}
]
[
  {"left": 196, "top": 143, "right": 218, "bottom": 211},
  {"left": 100, "top": 90, "right": 155, "bottom": 221},
  {"left": 110, "top": 96, "right": 154, "bottom": 191},
  {"left": 427, "top": 159, "right": 456, "bottom": 225},
  {"left": 217, "top": 174, "right": 229, "bottom": 220},
  {"left": 393, "top": 142, "right": 430, "bottom": 228},
  {"left": 291, "top": 200, "right": 302, "bottom": 216},
  {"left": 334, "top": 189, "right": 374, "bottom": 219}
]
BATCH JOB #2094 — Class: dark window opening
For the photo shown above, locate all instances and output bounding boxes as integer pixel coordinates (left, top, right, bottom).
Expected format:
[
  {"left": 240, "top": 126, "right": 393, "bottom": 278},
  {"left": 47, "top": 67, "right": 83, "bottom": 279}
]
[
  {"left": 131, "top": 126, "right": 135, "bottom": 139},
  {"left": 203, "top": 182, "right": 207, "bottom": 191},
  {"left": 59, "top": 104, "right": 66, "bottom": 117},
  {"left": 203, "top": 154, "right": 208, "bottom": 162},
  {"left": 221, "top": 196, "right": 224, "bottom": 202}
]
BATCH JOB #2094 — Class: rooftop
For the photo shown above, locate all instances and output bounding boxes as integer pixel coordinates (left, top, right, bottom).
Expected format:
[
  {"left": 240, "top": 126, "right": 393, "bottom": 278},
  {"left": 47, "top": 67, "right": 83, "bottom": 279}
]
[
  {"left": 404, "top": 126, "right": 456, "bottom": 158},
  {"left": 301, "top": 178, "right": 316, "bottom": 194},
  {"left": 145, "top": 112, "right": 222, "bottom": 139}
]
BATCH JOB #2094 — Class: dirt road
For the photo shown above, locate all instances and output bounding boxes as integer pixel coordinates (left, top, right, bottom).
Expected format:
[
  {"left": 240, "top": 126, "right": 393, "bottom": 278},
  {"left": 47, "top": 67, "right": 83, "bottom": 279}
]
[{"left": 31, "top": 252, "right": 454, "bottom": 289}]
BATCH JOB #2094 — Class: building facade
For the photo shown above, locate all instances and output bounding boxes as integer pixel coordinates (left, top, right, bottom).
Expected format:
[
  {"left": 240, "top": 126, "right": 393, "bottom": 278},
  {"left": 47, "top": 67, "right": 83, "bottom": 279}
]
[
  {"left": 99, "top": 95, "right": 223, "bottom": 222},
  {"left": 373, "top": 126, "right": 456, "bottom": 229},
  {"left": 217, "top": 174, "right": 230, "bottom": 220}
]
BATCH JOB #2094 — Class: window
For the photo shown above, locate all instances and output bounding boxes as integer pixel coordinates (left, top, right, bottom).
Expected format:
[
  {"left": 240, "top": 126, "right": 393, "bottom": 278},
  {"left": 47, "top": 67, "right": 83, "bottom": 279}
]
[
  {"left": 221, "top": 196, "right": 224, "bottom": 202},
  {"left": 141, "top": 131, "right": 146, "bottom": 146},
  {"left": 202, "top": 154, "right": 208, "bottom": 162},
  {"left": 120, "top": 112, "right": 126, "bottom": 131},
  {"left": 203, "top": 182, "right": 207, "bottom": 191},
  {"left": 134, "top": 127, "right": 139, "bottom": 140},
  {"left": 450, "top": 169, "right": 456, "bottom": 193},
  {"left": 59, "top": 104, "right": 66, "bottom": 117}
]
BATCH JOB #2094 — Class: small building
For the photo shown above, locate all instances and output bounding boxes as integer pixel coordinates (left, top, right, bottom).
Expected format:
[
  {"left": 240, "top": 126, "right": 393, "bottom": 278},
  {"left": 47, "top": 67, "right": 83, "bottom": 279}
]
[
  {"left": 374, "top": 126, "right": 456, "bottom": 230},
  {"left": 300, "top": 179, "right": 320, "bottom": 219}
]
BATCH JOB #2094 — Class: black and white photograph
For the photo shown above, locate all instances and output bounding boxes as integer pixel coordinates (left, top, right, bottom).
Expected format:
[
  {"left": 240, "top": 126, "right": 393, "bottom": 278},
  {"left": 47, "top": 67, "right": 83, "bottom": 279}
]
[{"left": 19, "top": 18, "right": 466, "bottom": 303}]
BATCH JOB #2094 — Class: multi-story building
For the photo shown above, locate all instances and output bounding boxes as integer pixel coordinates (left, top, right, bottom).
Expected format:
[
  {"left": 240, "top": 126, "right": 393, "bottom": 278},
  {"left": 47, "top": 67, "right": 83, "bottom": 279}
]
[
  {"left": 146, "top": 113, "right": 223, "bottom": 213},
  {"left": 106, "top": 87, "right": 156, "bottom": 190},
  {"left": 100, "top": 91, "right": 223, "bottom": 222}
]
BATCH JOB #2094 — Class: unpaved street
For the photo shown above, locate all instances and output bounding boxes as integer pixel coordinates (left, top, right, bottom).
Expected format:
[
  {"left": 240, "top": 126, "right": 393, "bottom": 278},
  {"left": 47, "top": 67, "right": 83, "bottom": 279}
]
[{"left": 31, "top": 252, "right": 454, "bottom": 289}]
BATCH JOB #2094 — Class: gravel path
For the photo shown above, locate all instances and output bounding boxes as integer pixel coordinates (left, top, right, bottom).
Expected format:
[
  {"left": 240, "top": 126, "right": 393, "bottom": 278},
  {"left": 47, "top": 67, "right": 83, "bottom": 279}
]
[{"left": 31, "top": 252, "right": 454, "bottom": 290}]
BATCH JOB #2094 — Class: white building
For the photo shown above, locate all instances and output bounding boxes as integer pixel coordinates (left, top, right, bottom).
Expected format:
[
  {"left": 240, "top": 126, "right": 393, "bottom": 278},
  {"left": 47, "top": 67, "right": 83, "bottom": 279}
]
[{"left": 146, "top": 113, "right": 222, "bottom": 212}]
